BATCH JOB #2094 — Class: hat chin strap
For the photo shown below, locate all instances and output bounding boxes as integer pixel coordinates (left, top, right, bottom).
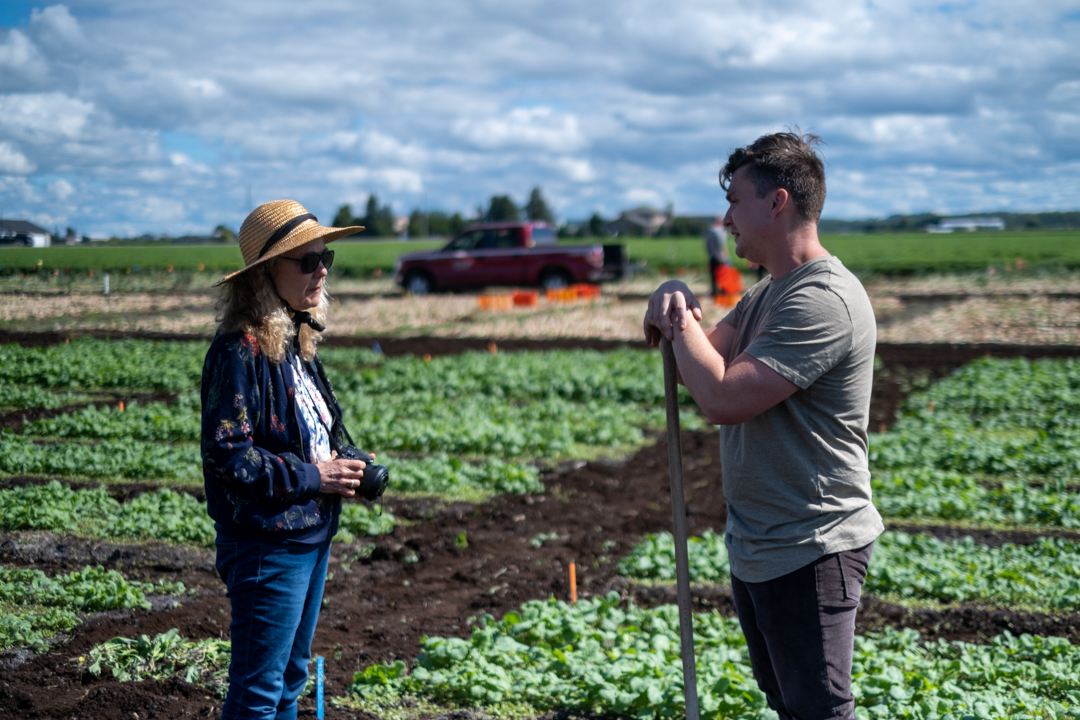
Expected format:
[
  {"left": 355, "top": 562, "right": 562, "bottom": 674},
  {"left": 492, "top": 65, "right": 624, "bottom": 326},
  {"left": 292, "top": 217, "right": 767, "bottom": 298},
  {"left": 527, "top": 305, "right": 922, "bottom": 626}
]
[
  {"left": 287, "top": 305, "right": 326, "bottom": 333},
  {"left": 272, "top": 283, "right": 325, "bottom": 333}
]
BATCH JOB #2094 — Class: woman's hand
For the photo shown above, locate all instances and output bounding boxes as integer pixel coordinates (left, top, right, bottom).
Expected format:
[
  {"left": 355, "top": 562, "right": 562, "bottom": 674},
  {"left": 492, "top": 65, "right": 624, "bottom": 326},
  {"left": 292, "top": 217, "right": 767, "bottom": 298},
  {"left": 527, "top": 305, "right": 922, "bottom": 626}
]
[{"left": 316, "top": 456, "right": 369, "bottom": 497}]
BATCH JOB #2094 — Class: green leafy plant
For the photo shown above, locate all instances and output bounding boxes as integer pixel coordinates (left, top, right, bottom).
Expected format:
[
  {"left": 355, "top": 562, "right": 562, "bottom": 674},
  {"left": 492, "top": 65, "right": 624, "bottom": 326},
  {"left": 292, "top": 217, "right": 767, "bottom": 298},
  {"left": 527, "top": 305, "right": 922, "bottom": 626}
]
[
  {"left": 0, "top": 566, "right": 184, "bottom": 651},
  {"left": 346, "top": 595, "right": 1080, "bottom": 719},
  {"left": 333, "top": 503, "right": 397, "bottom": 544},
  {"left": 867, "top": 357, "right": 1080, "bottom": 529},
  {"left": 0, "top": 481, "right": 213, "bottom": 544},
  {"left": 81, "top": 629, "right": 231, "bottom": 698},
  {"left": 619, "top": 530, "right": 1080, "bottom": 613}
]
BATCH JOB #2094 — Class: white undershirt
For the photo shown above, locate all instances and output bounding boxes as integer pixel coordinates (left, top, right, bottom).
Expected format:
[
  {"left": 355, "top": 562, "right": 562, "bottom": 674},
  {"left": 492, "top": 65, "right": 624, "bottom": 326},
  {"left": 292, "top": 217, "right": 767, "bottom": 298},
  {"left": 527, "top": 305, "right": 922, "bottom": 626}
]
[{"left": 289, "top": 354, "right": 333, "bottom": 464}]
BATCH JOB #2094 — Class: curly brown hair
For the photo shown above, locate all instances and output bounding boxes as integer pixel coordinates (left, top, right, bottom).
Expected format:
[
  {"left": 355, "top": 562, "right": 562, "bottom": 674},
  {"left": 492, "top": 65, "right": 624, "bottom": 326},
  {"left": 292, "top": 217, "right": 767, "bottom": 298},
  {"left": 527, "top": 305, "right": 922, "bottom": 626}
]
[
  {"left": 214, "top": 261, "right": 329, "bottom": 365},
  {"left": 720, "top": 132, "right": 827, "bottom": 223}
]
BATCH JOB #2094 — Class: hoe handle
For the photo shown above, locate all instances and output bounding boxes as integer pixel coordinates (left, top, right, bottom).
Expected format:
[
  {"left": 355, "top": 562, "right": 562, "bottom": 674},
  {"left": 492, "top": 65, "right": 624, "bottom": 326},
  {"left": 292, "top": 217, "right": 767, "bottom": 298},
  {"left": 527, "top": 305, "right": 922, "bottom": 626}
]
[{"left": 660, "top": 338, "right": 700, "bottom": 720}]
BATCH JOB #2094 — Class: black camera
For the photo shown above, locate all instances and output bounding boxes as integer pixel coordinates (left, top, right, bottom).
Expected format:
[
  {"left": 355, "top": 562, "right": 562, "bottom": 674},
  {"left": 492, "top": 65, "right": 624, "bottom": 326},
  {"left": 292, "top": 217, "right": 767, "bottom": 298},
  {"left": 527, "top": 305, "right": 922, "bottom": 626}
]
[{"left": 337, "top": 446, "right": 389, "bottom": 502}]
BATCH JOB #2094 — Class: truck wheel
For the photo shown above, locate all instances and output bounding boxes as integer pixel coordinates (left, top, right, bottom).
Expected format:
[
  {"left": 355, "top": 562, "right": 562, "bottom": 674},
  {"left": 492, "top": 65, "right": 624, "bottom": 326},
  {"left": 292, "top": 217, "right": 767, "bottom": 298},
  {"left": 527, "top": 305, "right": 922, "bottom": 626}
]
[
  {"left": 540, "top": 268, "right": 571, "bottom": 291},
  {"left": 404, "top": 271, "right": 433, "bottom": 296}
]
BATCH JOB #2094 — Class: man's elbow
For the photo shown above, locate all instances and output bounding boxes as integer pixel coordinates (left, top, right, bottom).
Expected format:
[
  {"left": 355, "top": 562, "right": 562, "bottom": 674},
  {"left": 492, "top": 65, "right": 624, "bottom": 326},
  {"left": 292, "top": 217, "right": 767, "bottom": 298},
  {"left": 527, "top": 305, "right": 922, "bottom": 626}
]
[{"left": 704, "top": 404, "right": 750, "bottom": 426}]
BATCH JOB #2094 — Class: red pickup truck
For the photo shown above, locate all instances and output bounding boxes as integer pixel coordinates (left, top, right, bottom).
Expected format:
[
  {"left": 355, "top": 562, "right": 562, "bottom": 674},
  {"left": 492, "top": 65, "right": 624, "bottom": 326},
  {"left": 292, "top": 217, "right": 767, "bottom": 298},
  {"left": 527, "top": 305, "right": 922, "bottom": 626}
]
[{"left": 393, "top": 221, "right": 627, "bottom": 295}]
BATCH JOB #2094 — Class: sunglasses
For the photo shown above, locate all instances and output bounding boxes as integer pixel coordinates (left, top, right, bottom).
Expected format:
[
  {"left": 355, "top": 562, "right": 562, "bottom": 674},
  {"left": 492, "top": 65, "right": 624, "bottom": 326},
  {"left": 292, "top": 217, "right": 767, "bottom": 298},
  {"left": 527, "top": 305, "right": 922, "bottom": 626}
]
[{"left": 280, "top": 249, "right": 335, "bottom": 274}]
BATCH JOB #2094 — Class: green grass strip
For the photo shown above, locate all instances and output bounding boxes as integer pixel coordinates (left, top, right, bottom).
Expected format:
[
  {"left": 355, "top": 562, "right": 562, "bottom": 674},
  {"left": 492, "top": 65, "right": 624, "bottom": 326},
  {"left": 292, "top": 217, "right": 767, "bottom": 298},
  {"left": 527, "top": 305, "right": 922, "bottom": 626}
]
[
  {"left": 618, "top": 529, "right": 1080, "bottom": 613},
  {"left": 385, "top": 455, "right": 542, "bottom": 501},
  {"left": 21, "top": 394, "right": 201, "bottom": 443},
  {"left": 0, "top": 382, "right": 88, "bottom": 412},
  {"left": 0, "top": 566, "right": 184, "bottom": 651},
  {"left": 873, "top": 469, "right": 1080, "bottom": 529},
  {"left": 869, "top": 358, "right": 1080, "bottom": 481},
  {"left": 0, "top": 240, "right": 444, "bottom": 276},
  {"left": 0, "top": 481, "right": 214, "bottom": 544},
  {"left": 0, "top": 480, "right": 394, "bottom": 547},
  {"left": 344, "top": 594, "right": 1080, "bottom": 720},
  {"left": 0, "top": 433, "right": 201, "bottom": 482},
  {"left": 0, "top": 338, "right": 204, "bottom": 392},
  {"left": 6, "top": 232, "right": 1080, "bottom": 276}
]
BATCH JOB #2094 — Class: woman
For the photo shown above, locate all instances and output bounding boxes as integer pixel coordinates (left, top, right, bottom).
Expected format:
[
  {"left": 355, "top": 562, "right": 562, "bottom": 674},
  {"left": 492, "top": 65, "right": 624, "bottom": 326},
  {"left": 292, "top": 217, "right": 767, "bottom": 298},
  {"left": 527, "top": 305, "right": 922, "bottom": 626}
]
[{"left": 201, "top": 199, "right": 374, "bottom": 720}]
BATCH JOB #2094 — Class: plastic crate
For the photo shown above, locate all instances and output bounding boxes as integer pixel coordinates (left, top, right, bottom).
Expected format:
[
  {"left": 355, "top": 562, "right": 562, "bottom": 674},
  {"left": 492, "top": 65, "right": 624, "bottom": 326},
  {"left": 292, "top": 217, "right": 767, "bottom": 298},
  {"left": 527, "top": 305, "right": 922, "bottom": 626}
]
[
  {"left": 546, "top": 288, "right": 578, "bottom": 302},
  {"left": 512, "top": 290, "right": 539, "bottom": 307},
  {"left": 570, "top": 283, "right": 601, "bottom": 300},
  {"left": 478, "top": 294, "right": 513, "bottom": 311}
]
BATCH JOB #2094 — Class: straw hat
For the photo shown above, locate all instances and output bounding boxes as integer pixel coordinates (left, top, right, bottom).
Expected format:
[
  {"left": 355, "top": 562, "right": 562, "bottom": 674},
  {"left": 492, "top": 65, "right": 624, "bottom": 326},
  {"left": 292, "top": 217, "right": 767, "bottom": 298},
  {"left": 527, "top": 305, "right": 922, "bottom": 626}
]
[{"left": 214, "top": 199, "right": 364, "bottom": 286}]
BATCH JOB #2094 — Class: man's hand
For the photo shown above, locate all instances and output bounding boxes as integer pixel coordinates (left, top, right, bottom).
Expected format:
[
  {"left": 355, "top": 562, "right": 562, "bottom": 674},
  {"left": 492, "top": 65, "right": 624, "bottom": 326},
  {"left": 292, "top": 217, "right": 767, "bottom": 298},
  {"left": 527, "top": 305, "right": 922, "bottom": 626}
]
[
  {"left": 644, "top": 280, "right": 703, "bottom": 345},
  {"left": 317, "top": 452, "right": 375, "bottom": 497}
]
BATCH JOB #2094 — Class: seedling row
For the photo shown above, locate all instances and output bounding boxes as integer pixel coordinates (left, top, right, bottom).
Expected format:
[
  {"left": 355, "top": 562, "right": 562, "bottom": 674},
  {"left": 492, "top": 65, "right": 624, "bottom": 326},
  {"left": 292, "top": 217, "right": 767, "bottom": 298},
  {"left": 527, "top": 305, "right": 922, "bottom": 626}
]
[{"left": 3, "top": 337, "right": 1080, "bottom": 718}]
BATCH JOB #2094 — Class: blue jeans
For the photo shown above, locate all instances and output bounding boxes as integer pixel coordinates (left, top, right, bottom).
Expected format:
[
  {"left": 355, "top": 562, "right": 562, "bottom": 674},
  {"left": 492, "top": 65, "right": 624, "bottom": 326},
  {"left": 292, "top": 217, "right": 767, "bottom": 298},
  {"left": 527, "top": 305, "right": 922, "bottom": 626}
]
[{"left": 215, "top": 536, "right": 331, "bottom": 720}]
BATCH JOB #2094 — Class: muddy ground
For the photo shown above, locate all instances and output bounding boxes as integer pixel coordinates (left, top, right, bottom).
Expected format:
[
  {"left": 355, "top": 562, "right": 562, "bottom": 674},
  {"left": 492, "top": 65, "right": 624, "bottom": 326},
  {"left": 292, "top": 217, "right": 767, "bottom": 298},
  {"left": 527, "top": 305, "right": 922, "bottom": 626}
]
[{"left": 2, "top": 334, "right": 1080, "bottom": 719}]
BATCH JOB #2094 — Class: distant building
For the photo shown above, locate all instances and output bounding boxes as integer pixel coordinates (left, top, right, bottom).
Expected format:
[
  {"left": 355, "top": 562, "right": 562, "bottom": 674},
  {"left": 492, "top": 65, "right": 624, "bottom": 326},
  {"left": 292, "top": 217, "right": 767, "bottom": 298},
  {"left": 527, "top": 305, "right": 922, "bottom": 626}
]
[
  {"left": 925, "top": 217, "right": 1005, "bottom": 233},
  {"left": 0, "top": 219, "right": 51, "bottom": 247},
  {"left": 607, "top": 205, "right": 674, "bottom": 236}
]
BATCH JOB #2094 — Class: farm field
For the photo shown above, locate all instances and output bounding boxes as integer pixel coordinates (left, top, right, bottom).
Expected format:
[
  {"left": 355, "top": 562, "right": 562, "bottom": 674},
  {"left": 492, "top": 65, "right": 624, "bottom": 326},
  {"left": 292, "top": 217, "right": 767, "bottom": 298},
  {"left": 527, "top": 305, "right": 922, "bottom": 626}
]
[
  {"left": 2, "top": 230, "right": 1080, "bottom": 278},
  {"left": 3, "top": 263, "right": 1080, "bottom": 718},
  {"left": 2, "top": 327, "right": 1080, "bottom": 718}
]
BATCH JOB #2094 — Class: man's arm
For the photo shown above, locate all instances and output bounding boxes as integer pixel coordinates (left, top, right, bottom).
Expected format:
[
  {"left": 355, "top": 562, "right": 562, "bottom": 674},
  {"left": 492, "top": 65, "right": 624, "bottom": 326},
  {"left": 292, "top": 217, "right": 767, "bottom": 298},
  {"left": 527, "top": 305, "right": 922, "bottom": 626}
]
[
  {"left": 644, "top": 282, "right": 798, "bottom": 425},
  {"left": 672, "top": 316, "right": 798, "bottom": 425}
]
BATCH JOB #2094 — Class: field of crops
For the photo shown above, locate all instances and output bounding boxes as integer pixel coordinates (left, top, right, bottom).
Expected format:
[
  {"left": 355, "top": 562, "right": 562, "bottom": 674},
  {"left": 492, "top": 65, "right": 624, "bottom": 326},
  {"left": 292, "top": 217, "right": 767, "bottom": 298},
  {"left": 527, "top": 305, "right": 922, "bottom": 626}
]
[
  {"left": 0, "top": 239, "right": 443, "bottom": 279},
  {"left": 3, "top": 334, "right": 1080, "bottom": 718},
  {"left": 2, "top": 230, "right": 1078, "bottom": 279}
]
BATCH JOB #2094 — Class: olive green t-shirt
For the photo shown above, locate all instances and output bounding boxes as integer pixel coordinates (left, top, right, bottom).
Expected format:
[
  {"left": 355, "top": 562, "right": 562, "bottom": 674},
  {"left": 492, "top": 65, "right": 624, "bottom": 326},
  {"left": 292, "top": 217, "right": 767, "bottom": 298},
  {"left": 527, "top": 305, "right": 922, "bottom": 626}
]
[{"left": 719, "top": 255, "right": 883, "bottom": 583}]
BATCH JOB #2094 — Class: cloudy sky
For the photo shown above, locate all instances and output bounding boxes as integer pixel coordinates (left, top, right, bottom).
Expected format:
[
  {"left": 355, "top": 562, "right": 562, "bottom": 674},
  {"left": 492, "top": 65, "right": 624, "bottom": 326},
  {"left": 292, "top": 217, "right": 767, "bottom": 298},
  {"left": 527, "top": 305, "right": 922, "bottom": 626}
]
[{"left": 1, "top": 1, "right": 1078, "bottom": 237}]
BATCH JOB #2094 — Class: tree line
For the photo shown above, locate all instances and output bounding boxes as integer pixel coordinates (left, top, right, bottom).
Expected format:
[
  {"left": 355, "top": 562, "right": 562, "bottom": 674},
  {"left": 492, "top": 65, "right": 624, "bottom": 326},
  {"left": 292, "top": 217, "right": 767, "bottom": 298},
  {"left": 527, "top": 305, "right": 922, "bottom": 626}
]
[
  {"left": 332, "top": 187, "right": 558, "bottom": 238},
  {"left": 330, "top": 186, "right": 717, "bottom": 239}
]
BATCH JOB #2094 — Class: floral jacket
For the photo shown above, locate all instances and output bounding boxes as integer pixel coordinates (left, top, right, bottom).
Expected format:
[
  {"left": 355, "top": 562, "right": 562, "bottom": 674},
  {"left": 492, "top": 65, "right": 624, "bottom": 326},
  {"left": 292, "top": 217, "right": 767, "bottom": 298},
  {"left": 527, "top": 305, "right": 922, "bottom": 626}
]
[{"left": 201, "top": 330, "right": 346, "bottom": 542}]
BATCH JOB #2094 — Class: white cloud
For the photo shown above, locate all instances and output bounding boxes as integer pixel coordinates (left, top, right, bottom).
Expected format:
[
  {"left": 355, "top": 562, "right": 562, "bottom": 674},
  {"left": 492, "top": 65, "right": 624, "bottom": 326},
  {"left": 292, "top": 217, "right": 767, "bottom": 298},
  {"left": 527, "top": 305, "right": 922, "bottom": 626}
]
[
  {"left": 0, "top": 92, "right": 92, "bottom": 141},
  {"left": 454, "top": 107, "right": 586, "bottom": 152},
  {"left": 49, "top": 178, "right": 74, "bottom": 200},
  {"left": 0, "top": 0, "right": 1078, "bottom": 235},
  {"left": 327, "top": 167, "right": 371, "bottom": 186},
  {"left": 168, "top": 152, "right": 212, "bottom": 174},
  {"left": 379, "top": 168, "right": 424, "bottom": 193},
  {"left": 0, "top": 141, "right": 35, "bottom": 174},
  {"left": 0, "top": 29, "right": 50, "bottom": 91},
  {"left": 360, "top": 131, "right": 428, "bottom": 166},
  {"left": 624, "top": 188, "right": 664, "bottom": 207},
  {"left": 554, "top": 157, "right": 596, "bottom": 183}
]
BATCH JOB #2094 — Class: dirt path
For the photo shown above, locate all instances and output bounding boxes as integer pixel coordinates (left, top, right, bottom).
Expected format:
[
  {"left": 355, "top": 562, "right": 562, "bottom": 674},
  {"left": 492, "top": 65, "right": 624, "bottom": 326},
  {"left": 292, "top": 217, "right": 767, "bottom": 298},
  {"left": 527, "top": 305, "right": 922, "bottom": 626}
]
[{"left": 9, "top": 272, "right": 1080, "bottom": 343}]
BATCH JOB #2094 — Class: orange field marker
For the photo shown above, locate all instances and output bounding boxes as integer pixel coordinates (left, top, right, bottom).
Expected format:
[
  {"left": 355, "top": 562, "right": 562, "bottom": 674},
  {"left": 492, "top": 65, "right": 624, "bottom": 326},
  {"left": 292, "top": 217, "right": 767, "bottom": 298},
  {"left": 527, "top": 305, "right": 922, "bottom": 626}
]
[
  {"left": 119, "top": 401, "right": 125, "bottom": 412},
  {"left": 569, "top": 562, "right": 577, "bottom": 604}
]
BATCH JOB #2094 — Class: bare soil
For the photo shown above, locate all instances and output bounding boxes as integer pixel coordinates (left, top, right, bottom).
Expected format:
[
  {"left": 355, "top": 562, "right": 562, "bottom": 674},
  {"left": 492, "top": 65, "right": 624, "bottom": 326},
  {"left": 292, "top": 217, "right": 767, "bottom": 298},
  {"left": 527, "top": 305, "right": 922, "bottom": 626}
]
[{"left": 3, "top": 333, "right": 1080, "bottom": 718}]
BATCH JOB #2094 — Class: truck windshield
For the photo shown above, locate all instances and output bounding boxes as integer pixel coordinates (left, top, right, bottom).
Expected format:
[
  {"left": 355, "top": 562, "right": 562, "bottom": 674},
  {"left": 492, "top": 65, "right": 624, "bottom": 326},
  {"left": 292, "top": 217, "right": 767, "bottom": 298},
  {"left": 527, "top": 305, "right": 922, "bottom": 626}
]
[
  {"left": 479, "top": 228, "right": 518, "bottom": 249},
  {"left": 445, "top": 230, "right": 485, "bottom": 251}
]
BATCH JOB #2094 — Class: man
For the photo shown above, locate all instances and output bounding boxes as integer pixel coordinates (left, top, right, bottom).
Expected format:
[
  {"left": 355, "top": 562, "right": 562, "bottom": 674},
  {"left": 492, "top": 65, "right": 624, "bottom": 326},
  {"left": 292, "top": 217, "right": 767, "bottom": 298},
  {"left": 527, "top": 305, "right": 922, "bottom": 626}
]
[
  {"left": 704, "top": 216, "right": 730, "bottom": 296},
  {"left": 643, "top": 132, "right": 882, "bottom": 720}
]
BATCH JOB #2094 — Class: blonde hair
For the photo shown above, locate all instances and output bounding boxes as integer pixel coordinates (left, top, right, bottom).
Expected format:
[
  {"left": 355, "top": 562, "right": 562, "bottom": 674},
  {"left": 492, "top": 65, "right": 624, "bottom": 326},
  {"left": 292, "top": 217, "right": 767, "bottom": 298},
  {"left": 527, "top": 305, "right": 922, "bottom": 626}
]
[{"left": 215, "top": 261, "right": 329, "bottom": 364}]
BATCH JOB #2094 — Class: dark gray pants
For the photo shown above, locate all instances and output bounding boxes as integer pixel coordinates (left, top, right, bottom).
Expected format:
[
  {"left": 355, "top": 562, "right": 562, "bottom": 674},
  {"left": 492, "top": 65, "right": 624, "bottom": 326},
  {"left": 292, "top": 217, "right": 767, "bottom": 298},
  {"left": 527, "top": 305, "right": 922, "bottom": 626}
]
[{"left": 730, "top": 543, "right": 874, "bottom": 720}]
